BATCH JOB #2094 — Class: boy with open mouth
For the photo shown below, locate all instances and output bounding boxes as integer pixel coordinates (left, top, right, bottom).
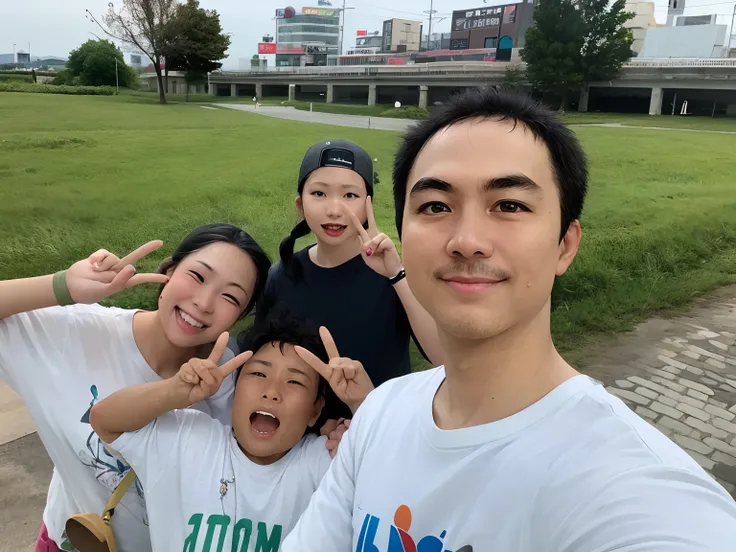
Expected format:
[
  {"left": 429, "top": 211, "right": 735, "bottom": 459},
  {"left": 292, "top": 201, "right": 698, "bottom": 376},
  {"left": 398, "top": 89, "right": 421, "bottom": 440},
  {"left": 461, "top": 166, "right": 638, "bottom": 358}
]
[{"left": 90, "top": 309, "right": 373, "bottom": 552}]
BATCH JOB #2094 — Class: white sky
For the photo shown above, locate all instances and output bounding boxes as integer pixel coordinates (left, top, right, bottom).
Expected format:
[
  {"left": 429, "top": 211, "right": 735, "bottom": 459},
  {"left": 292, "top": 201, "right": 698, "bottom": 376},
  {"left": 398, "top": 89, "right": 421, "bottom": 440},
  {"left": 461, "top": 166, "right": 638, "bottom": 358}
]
[{"left": 2, "top": 0, "right": 735, "bottom": 68}]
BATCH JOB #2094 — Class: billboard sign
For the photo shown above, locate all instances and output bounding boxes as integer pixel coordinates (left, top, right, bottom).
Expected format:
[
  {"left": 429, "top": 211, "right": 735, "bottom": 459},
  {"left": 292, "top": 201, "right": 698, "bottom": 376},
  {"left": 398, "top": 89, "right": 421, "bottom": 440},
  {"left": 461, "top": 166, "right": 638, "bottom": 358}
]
[
  {"left": 275, "top": 8, "right": 285, "bottom": 18},
  {"left": 277, "top": 45, "right": 305, "bottom": 53},
  {"left": 302, "top": 7, "right": 336, "bottom": 16},
  {"left": 258, "top": 42, "right": 278, "bottom": 54},
  {"left": 453, "top": 4, "right": 516, "bottom": 31},
  {"left": 356, "top": 29, "right": 367, "bottom": 36},
  {"left": 450, "top": 38, "right": 469, "bottom": 50}
]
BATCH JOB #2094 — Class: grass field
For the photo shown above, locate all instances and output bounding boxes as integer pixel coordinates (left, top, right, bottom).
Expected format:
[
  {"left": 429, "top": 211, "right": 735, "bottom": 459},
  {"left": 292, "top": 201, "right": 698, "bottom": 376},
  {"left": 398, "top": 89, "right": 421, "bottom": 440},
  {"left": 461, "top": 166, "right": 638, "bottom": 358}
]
[{"left": 2, "top": 91, "right": 736, "bottom": 369}]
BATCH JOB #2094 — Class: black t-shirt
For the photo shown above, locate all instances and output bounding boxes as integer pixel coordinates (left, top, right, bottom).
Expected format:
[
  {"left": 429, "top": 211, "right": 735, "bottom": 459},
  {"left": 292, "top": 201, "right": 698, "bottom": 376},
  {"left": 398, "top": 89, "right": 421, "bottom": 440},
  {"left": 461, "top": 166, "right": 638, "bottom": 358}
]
[{"left": 257, "top": 246, "right": 413, "bottom": 420}]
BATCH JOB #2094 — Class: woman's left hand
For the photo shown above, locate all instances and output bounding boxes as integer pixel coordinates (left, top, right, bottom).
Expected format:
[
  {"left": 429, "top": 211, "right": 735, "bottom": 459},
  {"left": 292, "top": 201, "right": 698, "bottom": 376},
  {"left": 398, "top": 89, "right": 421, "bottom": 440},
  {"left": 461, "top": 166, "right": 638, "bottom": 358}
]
[{"left": 345, "top": 197, "right": 404, "bottom": 280}]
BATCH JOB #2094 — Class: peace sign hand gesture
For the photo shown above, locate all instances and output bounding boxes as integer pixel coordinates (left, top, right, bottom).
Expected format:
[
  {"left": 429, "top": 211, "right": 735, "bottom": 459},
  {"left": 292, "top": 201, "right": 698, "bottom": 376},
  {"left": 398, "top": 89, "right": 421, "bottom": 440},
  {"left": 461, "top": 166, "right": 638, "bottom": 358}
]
[
  {"left": 295, "top": 327, "right": 374, "bottom": 414},
  {"left": 64, "top": 241, "right": 170, "bottom": 304},
  {"left": 172, "top": 332, "right": 253, "bottom": 407},
  {"left": 345, "top": 197, "right": 404, "bottom": 279}
]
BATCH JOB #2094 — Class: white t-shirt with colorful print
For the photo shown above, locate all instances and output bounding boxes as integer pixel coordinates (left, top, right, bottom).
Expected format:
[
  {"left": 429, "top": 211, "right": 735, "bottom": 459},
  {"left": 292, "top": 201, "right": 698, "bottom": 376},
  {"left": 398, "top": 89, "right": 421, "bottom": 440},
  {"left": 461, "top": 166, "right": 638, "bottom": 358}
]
[
  {"left": 108, "top": 409, "right": 332, "bottom": 552},
  {"left": 0, "top": 304, "right": 236, "bottom": 552}
]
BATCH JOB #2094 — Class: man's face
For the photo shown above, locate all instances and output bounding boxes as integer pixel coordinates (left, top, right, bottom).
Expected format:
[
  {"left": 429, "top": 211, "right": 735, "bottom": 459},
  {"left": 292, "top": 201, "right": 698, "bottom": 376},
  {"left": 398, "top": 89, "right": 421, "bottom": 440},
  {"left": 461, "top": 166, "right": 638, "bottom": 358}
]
[
  {"left": 401, "top": 118, "right": 581, "bottom": 340},
  {"left": 232, "top": 342, "right": 323, "bottom": 465}
]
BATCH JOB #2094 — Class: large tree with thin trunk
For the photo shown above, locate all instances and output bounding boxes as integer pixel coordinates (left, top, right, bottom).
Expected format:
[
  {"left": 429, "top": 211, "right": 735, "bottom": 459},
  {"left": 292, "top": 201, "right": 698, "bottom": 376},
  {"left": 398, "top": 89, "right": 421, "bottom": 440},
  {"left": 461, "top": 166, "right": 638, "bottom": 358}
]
[
  {"left": 162, "top": 0, "right": 230, "bottom": 101},
  {"left": 521, "top": 0, "right": 632, "bottom": 111},
  {"left": 94, "top": 0, "right": 178, "bottom": 104}
]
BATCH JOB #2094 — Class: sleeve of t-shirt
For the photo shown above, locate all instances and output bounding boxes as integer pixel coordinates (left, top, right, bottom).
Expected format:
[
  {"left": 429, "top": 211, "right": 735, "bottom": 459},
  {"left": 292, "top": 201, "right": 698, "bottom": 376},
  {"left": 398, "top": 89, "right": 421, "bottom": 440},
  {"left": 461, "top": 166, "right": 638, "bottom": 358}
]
[
  {"left": 301, "top": 434, "right": 333, "bottom": 488},
  {"left": 545, "top": 464, "right": 736, "bottom": 551},
  {"left": 105, "top": 409, "right": 223, "bottom": 493},
  {"left": 281, "top": 393, "right": 376, "bottom": 551},
  {"left": 0, "top": 306, "right": 78, "bottom": 390}
]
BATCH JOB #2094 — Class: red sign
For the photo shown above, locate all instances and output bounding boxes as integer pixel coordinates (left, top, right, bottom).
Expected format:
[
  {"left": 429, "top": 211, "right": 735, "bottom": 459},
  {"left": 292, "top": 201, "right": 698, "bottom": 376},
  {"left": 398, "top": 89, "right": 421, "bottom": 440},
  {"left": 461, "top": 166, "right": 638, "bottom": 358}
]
[
  {"left": 356, "top": 29, "right": 367, "bottom": 36},
  {"left": 387, "top": 57, "right": 406, "bottom": 65},
  {"left": 277, "top": 45, "right": 305, "bottom": 53},
  {"left": 258, "top": 42, "right": 277, "bottom": 54}
]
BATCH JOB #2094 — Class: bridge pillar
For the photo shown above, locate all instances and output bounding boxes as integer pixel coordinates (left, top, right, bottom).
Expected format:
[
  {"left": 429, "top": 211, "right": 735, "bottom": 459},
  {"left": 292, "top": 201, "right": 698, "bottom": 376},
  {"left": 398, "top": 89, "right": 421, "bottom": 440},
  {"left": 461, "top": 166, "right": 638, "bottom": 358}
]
[
  {"left": 230, "top": 83, "right": 237, "bottom": 97},
  {"left": 419, "top": 85, "right": 429, "bottom": 109},
  {"left": 255, "top": 82, "right": 263, "bottom": 99},
  {"left": 648, "top": 86, "right": 663, "bottom": 116},
  {"left": 368, "top": 84, "right": 376, "bottom": 106},
  {"left": 209, "top": 83, "right": 217, "bottom": 96},
  {"left": 326, "top": 83, "right": 334, "bottom": 103},
  {"left": 578, "top": 86, "right": 589, "bottom": 113},
  {"left": 289, "top": 84, "right": 296, "bottom": 102}
]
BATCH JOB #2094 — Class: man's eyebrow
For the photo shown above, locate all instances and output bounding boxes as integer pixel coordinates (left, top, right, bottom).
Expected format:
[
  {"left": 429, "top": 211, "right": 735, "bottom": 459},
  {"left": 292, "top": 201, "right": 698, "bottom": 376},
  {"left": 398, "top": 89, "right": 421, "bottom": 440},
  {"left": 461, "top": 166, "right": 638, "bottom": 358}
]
[
  {"left": 409, "top": 177, "right": 453, "bottom": 195},
  {"left": 485, "top": 174, "right": 542, "bottom": 193}
]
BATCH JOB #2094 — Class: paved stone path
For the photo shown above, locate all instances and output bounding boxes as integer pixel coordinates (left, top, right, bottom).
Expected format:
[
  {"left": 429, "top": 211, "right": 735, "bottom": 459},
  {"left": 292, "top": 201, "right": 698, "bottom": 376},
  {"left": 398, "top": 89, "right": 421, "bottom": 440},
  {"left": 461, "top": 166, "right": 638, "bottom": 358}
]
[{"left": 581, "top": 285, "right": 736, "bottom": 496}]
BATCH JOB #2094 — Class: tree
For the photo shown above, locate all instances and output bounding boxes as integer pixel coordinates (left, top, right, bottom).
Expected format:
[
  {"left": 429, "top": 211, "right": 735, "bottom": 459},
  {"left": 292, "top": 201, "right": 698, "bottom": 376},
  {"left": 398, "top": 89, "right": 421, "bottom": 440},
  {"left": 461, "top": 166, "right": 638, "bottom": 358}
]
[
  {"left": 499, "top": 65, "right": 528, "bottom": 94},
  {"left": 521, "top": 0, "right": 585, "bottom": 111},
  {"left": 162, "top": 0, "right": 230, "bottom": 101},
  {"left": 96, "top": 0, "right": 178, "bottom": 104},
  {"left": 64, "top": 39, "right": 135, "bottom": 88},
  {"left": 522, "top": 0, "right": 633, "bottom": 111},
  {"left": 579, "top": 0, "right": 633, "bottom": 84}
]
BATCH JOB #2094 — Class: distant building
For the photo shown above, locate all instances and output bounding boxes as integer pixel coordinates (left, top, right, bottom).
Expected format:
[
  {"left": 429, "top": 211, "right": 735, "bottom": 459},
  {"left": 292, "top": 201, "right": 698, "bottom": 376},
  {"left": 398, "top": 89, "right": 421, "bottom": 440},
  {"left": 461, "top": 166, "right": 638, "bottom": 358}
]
[
  {"left": 624, "top": 1, "right": 659, "bottom": 55},
  {"left": 275, "top": 6, "right": 340, "bottom": 67},
  {"left": 16, "top": 51, "right": 31, "bottom": 65},
  {"left": 423, "top": 32, "right": 452, "bottom": 51},
  {"left": 346, "top": 33, "right": 383, "bottom": 55},
  {"left": 639, "top": 23, "right": 727, "bottom": 58},
  {"left": 381, "top": 18, "right": 422, "bottom": 53},
  {"left": 449, "top": 2, "right": 536, "bottom": 55}
]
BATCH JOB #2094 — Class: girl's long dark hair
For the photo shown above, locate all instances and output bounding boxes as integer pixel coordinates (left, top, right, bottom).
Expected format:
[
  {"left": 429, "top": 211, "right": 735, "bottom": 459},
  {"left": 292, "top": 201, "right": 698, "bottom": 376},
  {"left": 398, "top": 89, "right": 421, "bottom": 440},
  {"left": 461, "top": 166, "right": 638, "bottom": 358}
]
[{"left": 278, "top": 219, "right": 311, "bottom": 281}]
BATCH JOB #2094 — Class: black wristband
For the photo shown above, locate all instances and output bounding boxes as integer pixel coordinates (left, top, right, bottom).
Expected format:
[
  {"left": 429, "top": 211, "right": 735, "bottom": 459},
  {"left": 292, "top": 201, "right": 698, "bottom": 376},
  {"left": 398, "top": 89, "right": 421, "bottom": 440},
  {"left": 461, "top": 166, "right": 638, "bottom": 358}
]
[{"left": 389, "top": 269, "right": 406, "bottom": 285}]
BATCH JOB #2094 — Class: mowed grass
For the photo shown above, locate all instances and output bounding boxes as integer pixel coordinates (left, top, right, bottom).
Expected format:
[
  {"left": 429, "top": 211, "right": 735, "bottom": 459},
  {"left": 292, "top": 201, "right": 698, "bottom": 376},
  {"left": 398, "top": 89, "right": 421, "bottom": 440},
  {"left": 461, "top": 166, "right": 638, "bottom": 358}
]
[{"left": 1, "top": 91, "right": 736, "bottom": 370}]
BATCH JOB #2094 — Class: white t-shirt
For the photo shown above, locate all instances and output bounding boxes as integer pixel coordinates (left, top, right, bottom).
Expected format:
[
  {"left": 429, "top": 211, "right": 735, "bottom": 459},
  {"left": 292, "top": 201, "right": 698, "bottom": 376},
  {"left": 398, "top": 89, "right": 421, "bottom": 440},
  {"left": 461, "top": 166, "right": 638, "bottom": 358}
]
[
  {"left": 108, "top": 409, "right": 332, "bottom": 552},
  {"left": 283, "top": 368, "right": 736, "bottom": 551},
  {"left": 0, "top": 305, "right": 236, "bottom": 552}
]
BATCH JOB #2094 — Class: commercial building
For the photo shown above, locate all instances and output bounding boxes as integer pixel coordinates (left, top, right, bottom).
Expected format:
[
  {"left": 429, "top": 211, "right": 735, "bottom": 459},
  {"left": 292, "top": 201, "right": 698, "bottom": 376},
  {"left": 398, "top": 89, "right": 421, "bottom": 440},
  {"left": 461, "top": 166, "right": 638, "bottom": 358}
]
[
  {"left": 639, "top": 23, "right": 728, "bottom": 58},
  {"left": 381, "top": 18, "right": 423, "bottom": 53},
  {"left": 275, "top": 6, "right": 340, "bottom": 67},
  {"left": 346, "top": 32, "right": 383, "bottom": 55},
  {"left": 449, "top": 1, "right": 535, "bottom": 56},
  {"left": 624, "top": 1, "right": 658, "bottom": 55}
]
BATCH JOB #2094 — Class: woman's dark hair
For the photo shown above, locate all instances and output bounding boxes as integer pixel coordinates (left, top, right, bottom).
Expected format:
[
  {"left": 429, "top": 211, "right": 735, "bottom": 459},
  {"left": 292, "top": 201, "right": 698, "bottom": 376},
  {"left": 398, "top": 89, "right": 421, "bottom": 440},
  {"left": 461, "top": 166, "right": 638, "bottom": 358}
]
[
  {"left": 236, "top": 306, "right": 328, "bottom": 402},
  {"left": 158, "top": 223, "right": 271, "bottom": 318},
  {"left": 393, "top": 88, "right": 588, "bottom": 242}
]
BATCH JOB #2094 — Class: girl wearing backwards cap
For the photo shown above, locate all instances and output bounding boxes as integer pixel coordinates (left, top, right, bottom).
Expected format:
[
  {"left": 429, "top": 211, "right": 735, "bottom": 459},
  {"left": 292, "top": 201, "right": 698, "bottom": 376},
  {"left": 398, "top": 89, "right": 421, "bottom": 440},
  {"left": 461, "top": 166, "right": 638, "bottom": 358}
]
[{"left": 256, "top": 139, "right": 443, "bottom": 424}]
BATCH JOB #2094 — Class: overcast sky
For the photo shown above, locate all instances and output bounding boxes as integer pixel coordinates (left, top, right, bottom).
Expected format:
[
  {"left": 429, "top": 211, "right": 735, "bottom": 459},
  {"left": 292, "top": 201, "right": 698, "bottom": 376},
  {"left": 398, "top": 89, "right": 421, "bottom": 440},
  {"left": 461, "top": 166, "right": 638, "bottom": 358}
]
[{"left": 2, "top": 0, "right": 735, "bottom": 68}]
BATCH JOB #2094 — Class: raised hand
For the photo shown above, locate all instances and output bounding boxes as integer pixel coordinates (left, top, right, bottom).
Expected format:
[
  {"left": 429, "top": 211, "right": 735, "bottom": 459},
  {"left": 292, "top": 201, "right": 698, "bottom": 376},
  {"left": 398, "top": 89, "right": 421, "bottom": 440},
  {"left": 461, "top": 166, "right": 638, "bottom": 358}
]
[
  {"left": 345, "top": 197, "right": 403, "bottom": 279},
  {"left": 173, "top": 332, "right": 253, "bottom": 406},
  {"left": 64, "top": 240, "right": 170, "bottom": 304},
  {"left": 295, "top": 327, "right": 374, "bottom": 414}
]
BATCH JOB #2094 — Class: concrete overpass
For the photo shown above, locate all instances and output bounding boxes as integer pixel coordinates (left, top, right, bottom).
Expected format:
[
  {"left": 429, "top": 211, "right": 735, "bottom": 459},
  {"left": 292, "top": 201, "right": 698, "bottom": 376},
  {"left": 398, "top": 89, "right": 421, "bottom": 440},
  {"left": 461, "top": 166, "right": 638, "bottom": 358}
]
[{"left": 200, "top": 58, "right": 736, "bottom": 115}]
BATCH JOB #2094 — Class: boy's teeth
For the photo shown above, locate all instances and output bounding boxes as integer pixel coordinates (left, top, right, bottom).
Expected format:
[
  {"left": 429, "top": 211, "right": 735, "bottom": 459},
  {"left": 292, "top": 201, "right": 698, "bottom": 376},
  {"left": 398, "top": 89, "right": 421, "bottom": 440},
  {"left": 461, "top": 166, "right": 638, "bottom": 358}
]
[
  {"left": 180, "top": 310, "right": 203, "bottom": 328},
  {"left": 256, "top": 411, "right": 276, "bottom": 419}
]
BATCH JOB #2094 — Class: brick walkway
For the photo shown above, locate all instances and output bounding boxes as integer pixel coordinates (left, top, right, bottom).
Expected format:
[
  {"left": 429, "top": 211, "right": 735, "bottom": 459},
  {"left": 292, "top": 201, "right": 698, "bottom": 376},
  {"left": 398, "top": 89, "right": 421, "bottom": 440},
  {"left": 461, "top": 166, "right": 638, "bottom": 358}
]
[{"left": 582, "top": 285, "right": 736, "bottom": 496}]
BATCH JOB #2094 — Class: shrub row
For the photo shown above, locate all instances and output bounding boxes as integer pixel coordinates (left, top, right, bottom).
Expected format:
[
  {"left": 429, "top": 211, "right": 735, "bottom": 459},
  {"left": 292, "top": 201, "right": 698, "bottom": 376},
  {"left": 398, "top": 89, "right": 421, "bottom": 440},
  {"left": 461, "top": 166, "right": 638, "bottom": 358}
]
[{"left": 0, "top": 82, "right": 115, "bottom": 95}]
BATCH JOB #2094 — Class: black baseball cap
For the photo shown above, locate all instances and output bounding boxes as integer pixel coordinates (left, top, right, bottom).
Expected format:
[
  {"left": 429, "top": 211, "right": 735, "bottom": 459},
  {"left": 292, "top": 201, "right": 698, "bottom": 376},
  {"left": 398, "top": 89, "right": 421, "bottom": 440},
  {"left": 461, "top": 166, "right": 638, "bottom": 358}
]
[{"left": 298, "top": 139, "right": 374, "bottom": 195}]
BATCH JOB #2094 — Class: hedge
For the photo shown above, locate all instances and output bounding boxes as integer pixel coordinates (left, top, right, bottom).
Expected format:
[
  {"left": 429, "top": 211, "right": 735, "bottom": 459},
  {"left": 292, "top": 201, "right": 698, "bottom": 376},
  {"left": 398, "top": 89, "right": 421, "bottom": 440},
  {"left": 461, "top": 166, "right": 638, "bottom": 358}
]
[
  {"left": 0, "top": 74, "right": 34, "bottom": 84},
  {"left": 0, "top": 82, "right": 115, "bottom": 95}
]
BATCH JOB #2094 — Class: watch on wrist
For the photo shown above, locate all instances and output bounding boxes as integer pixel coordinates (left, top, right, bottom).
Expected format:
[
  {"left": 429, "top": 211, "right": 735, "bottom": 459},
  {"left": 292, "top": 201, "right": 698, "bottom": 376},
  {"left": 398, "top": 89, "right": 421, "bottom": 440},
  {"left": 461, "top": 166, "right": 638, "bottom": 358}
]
[{"left": 388, "top": 269, "right": 406, "bottom": 285}]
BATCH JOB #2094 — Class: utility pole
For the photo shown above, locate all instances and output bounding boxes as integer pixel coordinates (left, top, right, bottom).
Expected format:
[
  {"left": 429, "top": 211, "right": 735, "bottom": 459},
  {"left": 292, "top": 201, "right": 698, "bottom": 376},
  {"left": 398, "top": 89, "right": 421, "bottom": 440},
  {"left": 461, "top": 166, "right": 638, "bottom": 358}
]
[
  {"left": 338, "top": 0, "right": 355, "bottom": 55},
  {"left": 730, "top": 4, "right": 736, "bottom": 54},
  {"left": 423, "top": 0, "right": 436, "bottom": 51}
]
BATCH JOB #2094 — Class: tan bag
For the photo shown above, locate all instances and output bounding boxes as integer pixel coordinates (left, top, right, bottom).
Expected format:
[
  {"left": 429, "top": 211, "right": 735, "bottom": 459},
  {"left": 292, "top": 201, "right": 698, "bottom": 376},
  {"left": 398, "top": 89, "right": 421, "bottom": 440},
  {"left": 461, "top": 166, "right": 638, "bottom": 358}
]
[{"left": 65, "top": 469, "right": 137, "bottom": 552}]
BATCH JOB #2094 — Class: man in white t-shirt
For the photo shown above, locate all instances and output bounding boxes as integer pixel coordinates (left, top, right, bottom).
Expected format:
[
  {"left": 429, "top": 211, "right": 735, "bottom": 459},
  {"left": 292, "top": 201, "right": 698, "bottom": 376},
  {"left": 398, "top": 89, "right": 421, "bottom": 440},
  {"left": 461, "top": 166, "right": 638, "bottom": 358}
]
[
  {"left": 91, "top": 309, "right": 372, "bottom": 552},
  {"left": 281, "top": 89, "right": 736, "bottom": 551}
]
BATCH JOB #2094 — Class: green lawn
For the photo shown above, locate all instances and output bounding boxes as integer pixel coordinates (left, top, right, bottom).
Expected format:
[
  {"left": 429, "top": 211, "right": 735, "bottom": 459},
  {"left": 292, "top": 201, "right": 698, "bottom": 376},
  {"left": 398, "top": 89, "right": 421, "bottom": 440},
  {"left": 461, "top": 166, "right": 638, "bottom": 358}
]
[{"left": 2, "top": 91, "right": 736, "bottom": 370}]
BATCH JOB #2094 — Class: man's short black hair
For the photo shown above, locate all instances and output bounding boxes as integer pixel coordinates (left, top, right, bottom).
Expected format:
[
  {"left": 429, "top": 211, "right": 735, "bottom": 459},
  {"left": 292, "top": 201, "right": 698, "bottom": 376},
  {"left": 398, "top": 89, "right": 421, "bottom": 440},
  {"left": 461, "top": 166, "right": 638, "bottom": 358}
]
[
  {"left": 392, "top": 88, "right": 588, "bottom": 241},
  {"left": 236, "top": 306, "right": 328, "bottom": 401}
]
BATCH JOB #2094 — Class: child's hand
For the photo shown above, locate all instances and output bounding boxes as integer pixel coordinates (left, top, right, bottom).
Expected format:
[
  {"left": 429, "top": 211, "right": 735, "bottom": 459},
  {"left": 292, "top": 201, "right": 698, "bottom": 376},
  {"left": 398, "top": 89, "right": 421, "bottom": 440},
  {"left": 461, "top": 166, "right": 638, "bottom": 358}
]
[
  {"left": 172, "top": 333, "right": 252, "bottom": 406},
  {"left": 321, "top": 418, "right": 351, "bottom": 458},
  {"left": 345, "top": 197, "right": 404, "bottom": 280},
  {"left": 295, "top": 327, "right": 374, "bottom": 414}
]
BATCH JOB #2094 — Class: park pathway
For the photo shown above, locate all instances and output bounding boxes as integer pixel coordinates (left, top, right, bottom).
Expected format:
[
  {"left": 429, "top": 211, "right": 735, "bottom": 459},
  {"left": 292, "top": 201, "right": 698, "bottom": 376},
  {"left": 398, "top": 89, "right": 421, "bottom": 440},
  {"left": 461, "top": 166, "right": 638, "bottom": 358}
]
[
  {"left": 581, "top": 284, "right": 736, "bottom": 496},
  {"left": 216, "top": 103, "right": 736, "bottom": 135},
  {"left": 1, "top": 286, "right": 735, "bottom": 549}
]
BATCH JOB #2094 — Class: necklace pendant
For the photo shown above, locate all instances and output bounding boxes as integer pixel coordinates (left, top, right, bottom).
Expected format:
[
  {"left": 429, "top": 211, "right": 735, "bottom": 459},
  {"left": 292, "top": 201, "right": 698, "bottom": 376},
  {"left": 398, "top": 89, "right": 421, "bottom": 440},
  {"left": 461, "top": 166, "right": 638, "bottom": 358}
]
[{"left": 219, "top": 483, "right": 227, "bottom": 498}]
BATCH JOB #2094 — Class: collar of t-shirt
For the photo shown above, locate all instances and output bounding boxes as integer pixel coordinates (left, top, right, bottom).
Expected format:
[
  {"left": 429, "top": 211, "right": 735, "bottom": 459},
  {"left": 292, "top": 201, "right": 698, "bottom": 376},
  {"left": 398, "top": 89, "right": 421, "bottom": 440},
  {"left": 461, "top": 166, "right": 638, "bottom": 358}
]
[{"left": 419, "top": 369, "right": 594, "bottom": 449}]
